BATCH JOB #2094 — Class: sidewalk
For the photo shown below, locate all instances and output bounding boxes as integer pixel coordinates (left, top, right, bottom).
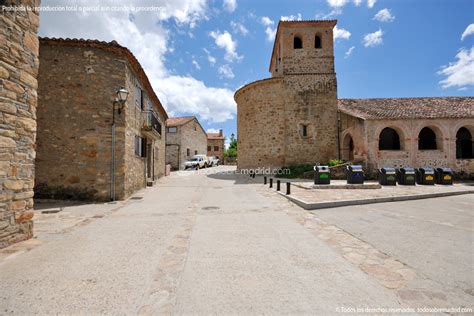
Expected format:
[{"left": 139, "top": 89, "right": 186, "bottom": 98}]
[{"left": 277, "top": 183, "right": 474, "bottom": 210}]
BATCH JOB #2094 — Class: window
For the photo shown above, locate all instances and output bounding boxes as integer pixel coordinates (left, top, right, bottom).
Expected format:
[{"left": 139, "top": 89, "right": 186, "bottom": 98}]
[
  {"left": 186, "top": 148, "right": 190, "bottom": 156},
  {"left": 418, "top": 127, "right": 437, "bottom": 150},
  {"left": 294, "top": 36, "right": 302, "bottom": 49},
  {"left": 456, "top": 127, "right": 473, "bottom": 159},
  {"left": 168, "top": 127, "right": 177, "bottom": 133},
  {"left": 194, "top": 150, "right": 198, "bottom": 155},
  {"left": 315, "top": 35, "right": 322, "bottom": 48},
  {"left": 134, "top": 136, "right": 146, "bottom": 157},
  {"left": 207, "top": 146, "right": 211, "bottom": 151},
  {"left": 214, "top": 146, "right": 219, "bottom": 151},
  {"left": 135, "top": 85, "right": 141, "bottom": 108},
  {"left": 140, "top": 90, "right": 145, "bottom": 110},
  {"left": 300, "top": 124, "right": 308, "bottom": 137},
  {"left": 379, "top": 127, "right": 401, "bottom": 150}
]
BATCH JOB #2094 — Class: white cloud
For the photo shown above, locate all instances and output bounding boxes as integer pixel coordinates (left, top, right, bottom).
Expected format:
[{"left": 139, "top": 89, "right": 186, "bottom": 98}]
[
  {"left": 261, "top": 16, "right": 274, "bottom": 26},
  {"left": 260, "top": 16, "right": 276, "bottom": 41},
  {"left": 363, "top": 29, "right": 383, "bottom": 47},
  {"left": 373, "top": 8, "right": 395, "bottom": 22},
  {"left": 218, "top": 64, "right": 235, "bottom": 79},
  {"left": 344, "top": 46, "right": 355, "bottom": 58},
  {"left": 367, "top": 0, "right": 377, "bottom": 8},
  {"left": 438, "top": 46, "right": 474, "bottom": 89},
  {"left": 230, "top": 21, "right": 249, "bottom": 36},
  {"left": 264, "top": 27, "right": 277, "bottom": 42},
  {"left": 157, "top": 75, "right": 236, "bottom": 122},
  {"left": 209, "top": 30, "right": 243, "bottom": 62},
  {"left": 223, "top": 0, "right": 237, "bottom": 12},
  {"left": 327, "top": 0, "right": 362, "bottom": 8},
  {"left": 207, "top": 128, "right": 220, "bottom": 133},
  {"left": 461, "top": 24, "right": 474, "bottom": 41},
  {"left": 334, "top": 25, "right": 351, "bottom": 40},
  {"left": 192, "top": 59, "right": 201, "bottom": 70},
  {"left": 39, "top": 0, "right": 236, "bottom": 123},
  {"left": 280, "top": 13, "right": 302, "bottom": 21},
  {"left": 327, "top": 0, "right": 349, "bottom": 8},
  {"left": 203, "top": 48, "right": 216, "bottom": 66}
]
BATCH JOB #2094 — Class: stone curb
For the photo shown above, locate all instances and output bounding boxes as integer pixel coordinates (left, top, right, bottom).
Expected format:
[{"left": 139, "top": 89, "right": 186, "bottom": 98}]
[{"left": 277, "top": 189, "right": 474, "bottom": 210}]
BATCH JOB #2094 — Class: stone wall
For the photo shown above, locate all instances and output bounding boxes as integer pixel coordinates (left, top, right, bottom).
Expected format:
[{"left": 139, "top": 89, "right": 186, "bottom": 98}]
[
  {"left": 36, "top": 44, "right": 125, "bottom": 201},
  {"left": 0, "top": 0, "right": 40, "bottom": 248},
  {"left": 236, "top": 78, "right": 286, "bottom": 169},
  {"left": 207, "top": 138, "right": 225, "bottom": 163},
  {"left": 340, "top": 114, "right": 474, "bottom": 177},
  {"left": 282, "top": 74, "right": 338, "bottom": 166}
]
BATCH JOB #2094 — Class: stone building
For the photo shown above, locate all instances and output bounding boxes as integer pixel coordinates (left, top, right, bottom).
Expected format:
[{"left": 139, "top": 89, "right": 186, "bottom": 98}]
[
  {"left": 339, "top": 98, "right": 474, "bottom": 176},
  {"left": 236, "top": 20, "right": 338, "bottom": 170},
  {"left": 0, "top": 0, "right": 40, "bottom": 248},
  {"left": 36, "top": 38, "right": 168, "bottom": 201},
  {"left": 207, "top": 129, "right": 225, "bottom": 163},
  {"left": 165, "top": 117, "right": 207, "bottom": 170},
  {"left": 235, "top": 20, "right": 474, "bottom": 177}
]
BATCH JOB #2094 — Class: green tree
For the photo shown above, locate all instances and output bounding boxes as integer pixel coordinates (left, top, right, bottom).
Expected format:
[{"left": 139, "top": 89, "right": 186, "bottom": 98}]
[{"left": 224, "top": 133, "right": 237, "bottom": 158}]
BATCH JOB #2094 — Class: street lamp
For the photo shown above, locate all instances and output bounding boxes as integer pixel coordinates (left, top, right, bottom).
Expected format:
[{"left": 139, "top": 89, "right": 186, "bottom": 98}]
[
  {"left": 111, "top": 87, "right": 128, "bottom": 202},
  {"left": 115, "top": 87, "right": 129, "bottom": 114}
]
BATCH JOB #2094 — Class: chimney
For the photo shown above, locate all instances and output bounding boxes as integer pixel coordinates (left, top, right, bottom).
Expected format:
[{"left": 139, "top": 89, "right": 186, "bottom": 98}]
[{"left": 219, "top": 129, "right": 223, "bottom": 137}]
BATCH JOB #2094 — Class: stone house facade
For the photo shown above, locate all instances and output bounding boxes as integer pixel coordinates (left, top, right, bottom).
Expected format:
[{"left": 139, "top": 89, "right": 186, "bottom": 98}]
[
  {"left": 36, "top": 38, "right": 168, "bottom": 201},
  {"left": 165, "top": 117, "right": 207, "bottom": 170},
  {"left": 0, "top": 0, "right": 40, "bottom": 248},
  {"left": 207, "top": 129, "right": 225, "bottom": 163},
  {"left": 235, "top": 20, "right": 474, "bottom": 178}
]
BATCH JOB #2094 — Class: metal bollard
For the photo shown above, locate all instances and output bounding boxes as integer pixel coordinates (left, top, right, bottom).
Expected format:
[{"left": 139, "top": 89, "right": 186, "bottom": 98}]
[
  {"left": 264, "top": 176, "right": 267, "bottom": 185},
  {"left": 286, "top": 182, "right": 291, "bottom": 195},
  {"left": 276, "top": 180, "right": 280, "bottom": 191},
  {"left": 269, "top": 178, "right": 273, "bottom": 188}
]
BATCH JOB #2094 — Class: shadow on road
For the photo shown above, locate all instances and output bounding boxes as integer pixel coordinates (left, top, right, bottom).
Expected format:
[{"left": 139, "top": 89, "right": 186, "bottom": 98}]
[
  {"left": 205, "top": 170, "right": 258, "bottom": 185},
  {"left": 34, "top": 199, "right": 98, "bottom": 211}
]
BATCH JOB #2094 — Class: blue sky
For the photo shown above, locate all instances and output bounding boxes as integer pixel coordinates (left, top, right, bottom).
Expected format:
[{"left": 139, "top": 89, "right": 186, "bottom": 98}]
[{"left": 39, "top": 0, "right": 474, "bottom": 145}]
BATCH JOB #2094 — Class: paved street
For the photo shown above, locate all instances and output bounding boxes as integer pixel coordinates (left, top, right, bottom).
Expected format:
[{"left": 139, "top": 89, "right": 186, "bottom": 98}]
[{"left": 0, "top": 166, "right": 473, "bottom": 314}]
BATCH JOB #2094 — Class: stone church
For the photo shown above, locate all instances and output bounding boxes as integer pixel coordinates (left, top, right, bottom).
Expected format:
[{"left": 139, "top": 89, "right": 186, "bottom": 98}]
[{"left": 235, "top": 20, "right": 474, "bottom": 177}]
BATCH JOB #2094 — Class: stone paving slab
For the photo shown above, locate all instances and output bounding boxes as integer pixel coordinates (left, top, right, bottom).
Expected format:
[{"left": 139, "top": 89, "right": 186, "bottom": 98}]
[{"left": 278, "top": 183, "right": 474, "bottom": 210}]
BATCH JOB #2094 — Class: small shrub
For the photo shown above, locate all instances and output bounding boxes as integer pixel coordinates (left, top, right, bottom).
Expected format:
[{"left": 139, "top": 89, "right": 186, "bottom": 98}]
[{"left": 327, "top": 159, "right": 345, "bottom": 167}]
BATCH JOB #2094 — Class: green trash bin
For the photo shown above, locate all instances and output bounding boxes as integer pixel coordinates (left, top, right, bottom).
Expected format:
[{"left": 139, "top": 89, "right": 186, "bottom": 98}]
[
  {"left": 379, "top": 168, "right": 397, "bottom": 186},
  {"left": 397, "top": 168, "right": 416, "bottom": 185},
  {"left": 314, "top": 165, "right": 330, "bottom": 185}
]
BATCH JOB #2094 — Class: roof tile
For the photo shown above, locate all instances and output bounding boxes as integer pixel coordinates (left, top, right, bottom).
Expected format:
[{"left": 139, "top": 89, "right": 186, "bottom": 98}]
[{"left": 338, "top": 97, "right": 474, "bottom": 120}]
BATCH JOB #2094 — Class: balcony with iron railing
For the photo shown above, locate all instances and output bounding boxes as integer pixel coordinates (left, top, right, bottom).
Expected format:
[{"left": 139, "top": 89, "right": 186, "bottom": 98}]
[{"left": 141, "top": 110, "right": 162, "bottom": 138}]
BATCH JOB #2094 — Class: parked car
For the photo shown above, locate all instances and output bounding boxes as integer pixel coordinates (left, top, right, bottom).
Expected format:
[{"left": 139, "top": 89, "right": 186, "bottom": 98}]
[
  {"left": 194, "top": 154, "right": 210, "bottom": 167},
  {"left": 208, "top": 156, "right": 220, "bottom": 166},
  {"left": 184, "top": 155, "right": 206, "bottom": 169}
]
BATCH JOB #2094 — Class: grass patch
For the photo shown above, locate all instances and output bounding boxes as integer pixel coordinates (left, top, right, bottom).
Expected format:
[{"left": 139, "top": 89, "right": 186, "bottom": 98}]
[{"left": 276, "top": 164, "right": 314, "bottom": 179}]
